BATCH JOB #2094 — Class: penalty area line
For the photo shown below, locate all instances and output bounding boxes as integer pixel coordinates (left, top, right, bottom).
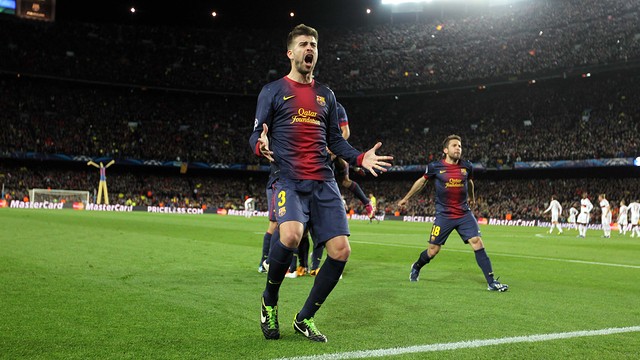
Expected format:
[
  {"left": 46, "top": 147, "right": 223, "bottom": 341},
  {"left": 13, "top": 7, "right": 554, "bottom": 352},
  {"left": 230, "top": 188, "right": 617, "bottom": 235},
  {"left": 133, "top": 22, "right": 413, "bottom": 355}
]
[{"left": 274, "top": 326, "right": 640, "bottom": 360}]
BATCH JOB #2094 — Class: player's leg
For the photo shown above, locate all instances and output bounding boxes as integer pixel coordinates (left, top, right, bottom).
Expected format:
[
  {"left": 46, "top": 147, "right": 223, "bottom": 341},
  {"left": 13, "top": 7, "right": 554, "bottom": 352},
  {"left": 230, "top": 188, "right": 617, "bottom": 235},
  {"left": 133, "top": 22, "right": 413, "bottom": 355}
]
[
  {"left": 297, "top": 229, "right": 310, "bottom": 276},
  {"left": 310, "top": 243, "right": 324, "bottom": 275},
  {"left": 259, "top": 220, "right": 278, "bottom": 273},
  {"left": 458, "top": 213, "right": 508, "bottom": 291},
  {"left": 336, "top": 158, "right": 372, "bottom": 213},
  {"left": 261, "top": 181, "right": 309, "bottom": 340},
  {"left": 293, "top": 180, "right": 349, "bottom": 342},
  {"left": 410, "top": 217, "right": 453, "bottom": 282}
]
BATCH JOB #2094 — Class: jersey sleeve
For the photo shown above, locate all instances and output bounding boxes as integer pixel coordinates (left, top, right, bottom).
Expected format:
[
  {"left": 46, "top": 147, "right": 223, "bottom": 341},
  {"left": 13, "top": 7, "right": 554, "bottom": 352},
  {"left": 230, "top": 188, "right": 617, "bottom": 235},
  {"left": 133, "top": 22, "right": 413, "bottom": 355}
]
[
  {"left": 249, "top": 85, "right": 275, "bottom": 157},
  {"left": 423, "top": 163, "right": 436, "bottom": 180}
]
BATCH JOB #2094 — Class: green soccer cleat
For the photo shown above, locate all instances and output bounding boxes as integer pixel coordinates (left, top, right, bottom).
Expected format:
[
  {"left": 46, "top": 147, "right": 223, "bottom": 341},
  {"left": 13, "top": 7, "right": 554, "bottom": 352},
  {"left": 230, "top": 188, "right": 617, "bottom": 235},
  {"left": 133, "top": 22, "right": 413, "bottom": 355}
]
[
  {"left": 261, "top": 297, "right": 280, "bottom": 339},
  {"left": 293, "top": 314, "right": 327, "bottom": 342}
]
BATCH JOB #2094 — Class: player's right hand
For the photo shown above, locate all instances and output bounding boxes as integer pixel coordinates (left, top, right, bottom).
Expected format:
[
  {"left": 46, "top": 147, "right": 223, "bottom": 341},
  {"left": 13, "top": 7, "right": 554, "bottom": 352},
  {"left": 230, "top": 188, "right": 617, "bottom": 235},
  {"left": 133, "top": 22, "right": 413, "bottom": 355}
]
[{"left": 258, "top": 123, "right": 274, "bottom": 162}]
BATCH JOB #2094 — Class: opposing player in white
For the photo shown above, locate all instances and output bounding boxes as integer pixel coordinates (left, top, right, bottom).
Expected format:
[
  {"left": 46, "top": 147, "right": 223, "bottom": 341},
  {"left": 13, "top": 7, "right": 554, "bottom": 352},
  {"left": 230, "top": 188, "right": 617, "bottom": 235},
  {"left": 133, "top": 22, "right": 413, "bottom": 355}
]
[
  {"left": 577, "top": 192, "right": 593, "bottom": 238},
  {"left": 244, "top": 195, "right": 256, "bottom": 219},
  {"left": 628, "top": 200, "right": 640, "bottom": 238},
  {"left": 598, "top": 194, "right": 611, "bottom": 238},
  {"left": 568, "top": 205, "right": 579, "bottom": 231},
  {"left": 543, "top": 196, "right": 563, "bottom": 234},
  {"left": 617, "top": 200, "right": 629, "bottom": 236}
]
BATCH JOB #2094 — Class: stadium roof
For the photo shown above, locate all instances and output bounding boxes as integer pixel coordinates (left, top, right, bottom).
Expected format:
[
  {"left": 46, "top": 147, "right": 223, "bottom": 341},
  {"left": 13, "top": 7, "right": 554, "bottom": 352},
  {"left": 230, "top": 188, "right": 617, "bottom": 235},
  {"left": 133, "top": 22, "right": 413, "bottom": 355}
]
[{"left": 55, "top": 0, "right": 387, "bottom": 28}]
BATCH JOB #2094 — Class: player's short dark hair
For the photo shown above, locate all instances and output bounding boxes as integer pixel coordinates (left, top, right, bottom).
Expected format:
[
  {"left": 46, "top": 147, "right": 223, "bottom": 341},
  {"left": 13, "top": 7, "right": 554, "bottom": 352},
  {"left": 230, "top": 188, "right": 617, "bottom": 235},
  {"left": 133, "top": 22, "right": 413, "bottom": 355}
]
[
  {"left": 442, "top": 134, "right": 462, "bottom": 150},
  {"left": 287, "top": 24, "right": 318, "bottom": 50}
]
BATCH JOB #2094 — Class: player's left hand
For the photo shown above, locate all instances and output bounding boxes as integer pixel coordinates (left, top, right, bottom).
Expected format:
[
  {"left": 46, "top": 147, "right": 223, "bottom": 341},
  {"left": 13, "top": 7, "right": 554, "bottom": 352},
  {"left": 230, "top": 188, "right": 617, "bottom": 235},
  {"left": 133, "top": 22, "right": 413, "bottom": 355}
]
[{"left": 361, "top": 142, "right": 393, "bottom": 177}]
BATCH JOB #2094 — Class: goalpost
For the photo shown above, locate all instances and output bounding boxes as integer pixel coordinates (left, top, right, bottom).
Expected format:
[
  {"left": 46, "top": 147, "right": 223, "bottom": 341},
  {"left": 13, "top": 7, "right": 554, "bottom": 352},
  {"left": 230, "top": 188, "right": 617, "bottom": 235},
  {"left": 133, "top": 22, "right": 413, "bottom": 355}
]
[{"left": 29, "top": 189, "right": 91, "bottom": 205}]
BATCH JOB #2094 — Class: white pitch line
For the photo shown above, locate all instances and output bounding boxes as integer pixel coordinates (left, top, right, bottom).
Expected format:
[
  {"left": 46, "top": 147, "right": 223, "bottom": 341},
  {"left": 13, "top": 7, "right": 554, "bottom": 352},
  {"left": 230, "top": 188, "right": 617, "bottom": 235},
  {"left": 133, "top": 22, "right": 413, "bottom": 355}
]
[
  {"left": 274, "top": 326, "right": 640, "bottom": 360},
  {"left": 349, "top": 240, "right": 640, "bottom": 269}
]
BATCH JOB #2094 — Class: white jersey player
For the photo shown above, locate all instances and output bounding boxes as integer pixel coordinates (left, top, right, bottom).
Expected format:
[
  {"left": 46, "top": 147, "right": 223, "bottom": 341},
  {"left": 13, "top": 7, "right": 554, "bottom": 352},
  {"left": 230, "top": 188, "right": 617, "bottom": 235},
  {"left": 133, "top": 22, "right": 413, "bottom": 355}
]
[
  {"left": 568, "top": 206, "right": 579, "bottom": 231},
  {"left": 628, "top": 200, "right": 640, "bottom": 238},
  {"left": 577, "top": 192, "right": 593, "bottom": 238},
  {"left": 617, "top": 200, "right": 629, "bottom": 235},
  {"left": 598, "top": 194, "right": 611, "bottom": 238},
  {"left": 543, "top": 196, "right": 563, "bottom": 234},
  {"left": 244, "top": 195, "right": 256, "bottom": 219}
]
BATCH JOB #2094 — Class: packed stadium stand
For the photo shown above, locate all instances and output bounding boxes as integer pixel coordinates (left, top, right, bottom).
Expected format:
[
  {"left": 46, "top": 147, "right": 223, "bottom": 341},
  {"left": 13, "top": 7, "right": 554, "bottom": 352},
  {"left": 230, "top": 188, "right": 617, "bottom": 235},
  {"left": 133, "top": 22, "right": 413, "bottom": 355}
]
[{"left": 1, "top": 0, "right": 639, "bottom": 220}]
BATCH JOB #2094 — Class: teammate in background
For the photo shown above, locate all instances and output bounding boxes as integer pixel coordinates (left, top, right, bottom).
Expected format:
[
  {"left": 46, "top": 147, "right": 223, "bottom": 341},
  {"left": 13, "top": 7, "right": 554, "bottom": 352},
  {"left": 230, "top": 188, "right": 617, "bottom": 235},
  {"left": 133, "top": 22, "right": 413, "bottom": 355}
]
[
  {"left": 628, "top": 200, "right": 640, "bottom": 238},
  {"left": 598, "top": 194, "right": 612, "bottom": 238},
  {"left": 568, "top": 204, "right": 579, "bottom": 231},
  {"left": 332, "top": 102, "right": 376, "bottom": 219},
  {"left": 543, "top": 195, "right": 563, "bottom": 234},
  {"left": 577, "top": 192, "right": 594, "bottom": 238},
  {"left": 244, "top": 195, "right": 255, "bottom": 219},
  {"left": 250, "top": 24, "right": 392, "bottom": 342},
  {"left": 398, "top": 134, "right": 508, "bottom": 292},
  {"left": 259, "top": 167, "right": 280, "bottom": 273},
  {"left": 368, "top": 193, "right": 380, "bottom": 223},
  {"left": 617, "top": 200, "right": 629, "bottom": 236}
]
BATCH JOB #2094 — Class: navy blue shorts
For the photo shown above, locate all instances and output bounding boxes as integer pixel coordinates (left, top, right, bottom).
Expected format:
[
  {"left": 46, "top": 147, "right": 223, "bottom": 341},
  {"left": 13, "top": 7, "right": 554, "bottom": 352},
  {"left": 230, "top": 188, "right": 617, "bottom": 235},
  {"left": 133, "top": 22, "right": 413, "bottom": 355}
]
[
  {"left": 274, "top": 178, "right": 349, "bottom": 244},
  {"left": 428, "top": 212, "right": 481, "bottom": 245}
]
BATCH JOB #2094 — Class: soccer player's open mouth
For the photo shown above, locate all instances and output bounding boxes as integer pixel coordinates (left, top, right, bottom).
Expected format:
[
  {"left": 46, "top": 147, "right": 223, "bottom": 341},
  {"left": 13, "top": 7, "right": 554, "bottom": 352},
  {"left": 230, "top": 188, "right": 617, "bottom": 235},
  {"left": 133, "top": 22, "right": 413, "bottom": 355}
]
[{"left": 304, "top": 54, "right": 313, "bottom": 65}]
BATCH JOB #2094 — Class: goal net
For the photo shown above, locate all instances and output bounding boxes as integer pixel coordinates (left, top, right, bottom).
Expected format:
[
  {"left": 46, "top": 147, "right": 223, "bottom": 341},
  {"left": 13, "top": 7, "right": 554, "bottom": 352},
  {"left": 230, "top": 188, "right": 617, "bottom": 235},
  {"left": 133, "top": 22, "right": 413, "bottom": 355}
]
[{"left": 29, "top": 188, "right": 90, "bottom": 205}]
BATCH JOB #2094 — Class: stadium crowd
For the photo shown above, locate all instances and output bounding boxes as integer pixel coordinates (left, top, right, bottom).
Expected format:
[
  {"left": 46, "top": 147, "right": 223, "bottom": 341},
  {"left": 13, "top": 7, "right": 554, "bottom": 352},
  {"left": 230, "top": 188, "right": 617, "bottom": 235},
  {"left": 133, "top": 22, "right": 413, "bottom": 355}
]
[
  {"left": 1, "top": 69, "right": 638, "bottom": 168},
  {"left": 0, "top": 0, "right": 638, "bottom": 93}
]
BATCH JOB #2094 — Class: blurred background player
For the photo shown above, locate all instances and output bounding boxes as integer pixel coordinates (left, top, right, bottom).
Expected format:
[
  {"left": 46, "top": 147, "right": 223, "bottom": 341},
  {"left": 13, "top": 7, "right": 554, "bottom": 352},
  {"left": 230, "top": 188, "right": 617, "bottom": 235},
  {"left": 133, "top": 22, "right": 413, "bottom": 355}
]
[
  {"left": 244, "top": 195, "right": 255, "bottom": 219},
  {"left": 598, "top": 194, "right": 611, "bottom": 238},
  {"left": 398, "top": 134, "right": 508, "bottom": 292},
  {"left": 568, "top": 203, "right": 579, "bottom": 231},
  {"left": 543, "top": 195, "right": 563, "bottom": 234},
  {"left": 368, "top": 193, "right": 380, "bottom": 224},
  {"left": 259, "top": 166, "right": 279, "bottom": 273},
  {"left": 628, "top": 200, "right": 640, "bottom": 238},
  {"left": 577, "top": 192, "right": 594, "bottom": 238},
  {"left": 332, "top": 102, "right": 376, "bottom": 220},
  {"left": 617, "top": 200, "right": 629, "bottom": 236}
]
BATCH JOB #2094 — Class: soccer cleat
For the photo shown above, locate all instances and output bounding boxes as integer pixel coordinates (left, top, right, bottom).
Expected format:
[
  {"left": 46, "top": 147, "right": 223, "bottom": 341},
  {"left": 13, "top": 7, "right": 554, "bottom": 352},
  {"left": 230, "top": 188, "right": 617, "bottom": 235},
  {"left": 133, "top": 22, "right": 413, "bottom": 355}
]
[
  {"left": 262, "top": 260, "right": 270, "bottom": 273},
  {"left": 409, "top": 264, "right": 420, "bottom": 282},
  {"left": 258, "top": 265, "right": 267, "bottom": 273},
  {"left": 285, "top": 270, "right": 298, "bottom": 279},
  {"left": 487, "top": 279, "right": 509, "bottom": 292},
  {"left": 365, "top": 204, "right": 376, "bottom": 219},
  {"left": 309, "top": 268, "right": 320, "bottom": 276},
  {"left": 293, "top": 314, "right": 327, "bottom": 342},
  {"left": 261, "top": 297, "right": 280, "bottom": 340},
  {"left": 296, "top": 266, "right": 308, "bottom": 277}
]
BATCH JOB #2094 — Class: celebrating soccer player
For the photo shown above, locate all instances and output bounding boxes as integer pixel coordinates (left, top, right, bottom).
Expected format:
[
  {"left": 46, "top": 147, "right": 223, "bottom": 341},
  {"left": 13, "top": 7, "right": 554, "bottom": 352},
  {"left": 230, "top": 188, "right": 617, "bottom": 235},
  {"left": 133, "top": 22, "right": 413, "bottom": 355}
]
[
  {"left": 249, "top": 24, "right": 392, "bottom": 342},
  {"left": 398, "top": 134, "right": 508, "bottom": 292}
]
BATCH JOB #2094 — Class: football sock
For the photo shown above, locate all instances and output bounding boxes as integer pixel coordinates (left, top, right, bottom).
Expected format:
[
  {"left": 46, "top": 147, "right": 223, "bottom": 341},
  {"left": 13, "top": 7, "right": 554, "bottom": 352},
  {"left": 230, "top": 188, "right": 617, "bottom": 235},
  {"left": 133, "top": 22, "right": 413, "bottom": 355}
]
[
  {"left": 311, "top": 245, "right": 324, "bottom": 270},
  {"left": 414, "top": 250, "right": 432, "bottom": 269},
  {"left": 263, "top": 240, "right": 295, "bottom": 306},
  {"left": 348, "top": 181, "right": 369, "bottom": 206},
  {"left": 298, "top": 233, "right": 310, "bottom": 268},
  {"left": 261, "top": 232, "right": 272, "bottom": 265},
  {"left": 289, "top": 251, "right": 299, "bottom": 273},
  {"left": 474, "top": 248, "right": 495, "bottom": 284},
  {"left": 269, "top": 228, "right": 280, "bottom": 255},
  {"left": 298, "top": 256, "right": 346, "bottom": 321}
]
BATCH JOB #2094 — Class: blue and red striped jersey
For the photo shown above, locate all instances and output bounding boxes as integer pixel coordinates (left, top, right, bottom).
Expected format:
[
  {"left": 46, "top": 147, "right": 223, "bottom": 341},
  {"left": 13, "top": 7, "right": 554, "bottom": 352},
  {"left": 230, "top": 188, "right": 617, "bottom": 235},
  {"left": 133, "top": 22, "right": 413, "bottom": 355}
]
[
  {"left": 249, "top": 77, "right": 362, "bottom": 181},
  {"left": 423, "top": 159, "right": 474, "bottom": 219}
]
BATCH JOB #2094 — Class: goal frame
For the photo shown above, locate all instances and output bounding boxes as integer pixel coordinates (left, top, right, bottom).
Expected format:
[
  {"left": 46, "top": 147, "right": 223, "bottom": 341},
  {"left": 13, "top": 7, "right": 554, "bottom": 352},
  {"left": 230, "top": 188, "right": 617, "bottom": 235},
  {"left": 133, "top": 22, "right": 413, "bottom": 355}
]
[{"left": 29, "top": 188, "right": 91, "bottom": 205}]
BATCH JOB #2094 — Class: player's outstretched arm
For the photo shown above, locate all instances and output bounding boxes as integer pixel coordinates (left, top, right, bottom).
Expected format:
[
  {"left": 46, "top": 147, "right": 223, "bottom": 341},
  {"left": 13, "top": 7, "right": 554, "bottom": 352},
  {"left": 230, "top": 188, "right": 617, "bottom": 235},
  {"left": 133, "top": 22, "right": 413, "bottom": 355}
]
[
  {"left": 361, "top": 142, "right": 393, "bottom": 177},
  {"left": 398, "top": 177, "right": 427, "bottom": 207}
]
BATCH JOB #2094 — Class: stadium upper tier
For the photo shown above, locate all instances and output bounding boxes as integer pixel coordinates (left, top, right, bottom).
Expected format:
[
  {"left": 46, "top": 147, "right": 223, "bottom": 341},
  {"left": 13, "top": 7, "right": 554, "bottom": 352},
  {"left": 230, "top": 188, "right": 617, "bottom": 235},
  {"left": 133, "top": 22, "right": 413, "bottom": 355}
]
[
  {"left": 0, "top": 70, "right": 638, "bottom": 167},
  {"left": 0, "top": 0, "right": 639, "bottom": 94}
]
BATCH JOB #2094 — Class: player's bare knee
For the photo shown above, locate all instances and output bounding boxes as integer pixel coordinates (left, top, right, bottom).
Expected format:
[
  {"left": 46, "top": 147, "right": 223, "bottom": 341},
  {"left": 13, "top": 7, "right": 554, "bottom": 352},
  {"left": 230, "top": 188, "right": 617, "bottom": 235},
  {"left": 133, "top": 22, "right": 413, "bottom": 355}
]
[
  {"left": 428, "top": 244, "right": 441, "bottom": 257},
  {"left": 325, "top": 236, "right": 351, "bottom": 261},
  {"left": 468, "top": 236, "right": 484, "bottom": 249}
]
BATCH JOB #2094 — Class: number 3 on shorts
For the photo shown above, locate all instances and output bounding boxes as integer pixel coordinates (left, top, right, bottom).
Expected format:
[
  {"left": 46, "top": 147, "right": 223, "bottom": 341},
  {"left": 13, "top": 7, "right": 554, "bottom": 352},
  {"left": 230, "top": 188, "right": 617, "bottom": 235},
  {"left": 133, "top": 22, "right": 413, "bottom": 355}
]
[{"left": 278, "top": 190, "right": 286, "bottom": 206}]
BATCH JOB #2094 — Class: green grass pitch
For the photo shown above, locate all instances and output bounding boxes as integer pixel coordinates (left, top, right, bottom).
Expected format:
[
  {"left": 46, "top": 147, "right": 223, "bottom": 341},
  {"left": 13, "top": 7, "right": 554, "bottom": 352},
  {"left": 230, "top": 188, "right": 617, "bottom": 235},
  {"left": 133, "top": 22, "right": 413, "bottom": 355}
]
[{"left": 1, "top": 209, "right": 639, "bottom": 359}]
